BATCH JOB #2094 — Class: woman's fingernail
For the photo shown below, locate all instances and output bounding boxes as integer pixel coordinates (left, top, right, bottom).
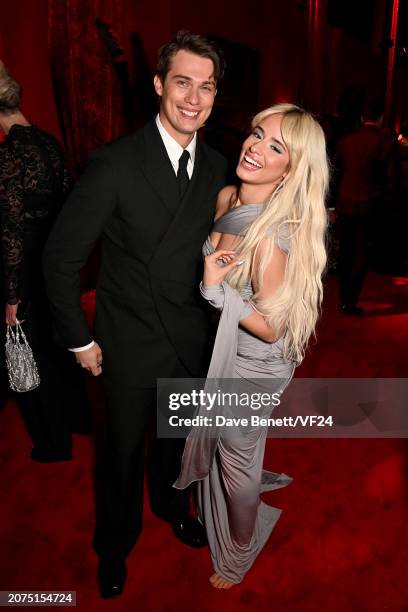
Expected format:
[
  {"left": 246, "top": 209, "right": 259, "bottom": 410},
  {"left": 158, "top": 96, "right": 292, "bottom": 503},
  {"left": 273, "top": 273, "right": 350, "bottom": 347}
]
[{"left": 236, "top": 260, "right": 245, "bottom": 265}]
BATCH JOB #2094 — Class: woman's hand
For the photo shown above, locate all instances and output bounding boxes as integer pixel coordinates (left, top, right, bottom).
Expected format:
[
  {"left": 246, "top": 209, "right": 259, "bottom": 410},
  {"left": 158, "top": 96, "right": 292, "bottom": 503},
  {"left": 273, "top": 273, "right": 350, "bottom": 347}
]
[
  {"left": 5, "top": 303, "right": 19, "bottom": 326},
  {"left": 203, "top": 250, "right": 243, "bottom": 286}
]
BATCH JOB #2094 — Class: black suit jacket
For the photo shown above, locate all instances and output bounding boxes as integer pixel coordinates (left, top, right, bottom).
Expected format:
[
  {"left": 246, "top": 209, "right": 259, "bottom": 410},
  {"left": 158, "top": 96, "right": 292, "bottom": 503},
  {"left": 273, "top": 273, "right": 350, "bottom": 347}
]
[{"left": 43, "top": 120, "right": 227, "bottom": 385}]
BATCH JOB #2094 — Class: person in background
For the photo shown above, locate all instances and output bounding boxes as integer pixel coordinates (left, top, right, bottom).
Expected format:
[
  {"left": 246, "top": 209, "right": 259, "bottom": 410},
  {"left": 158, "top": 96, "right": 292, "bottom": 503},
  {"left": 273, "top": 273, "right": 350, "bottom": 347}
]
[
  {"left": 334, "top": 98, "right": 393, "bottom": 314},
  {"left": 0, "top": 61, "right": 91, "bottom": 461},
  {"left": 396, "top": 124, "right": 408, "bottom": 271}
]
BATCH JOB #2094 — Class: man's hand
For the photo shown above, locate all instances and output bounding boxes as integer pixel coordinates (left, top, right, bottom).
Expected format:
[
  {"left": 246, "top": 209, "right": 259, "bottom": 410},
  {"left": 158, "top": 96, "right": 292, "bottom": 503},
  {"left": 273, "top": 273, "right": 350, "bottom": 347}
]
[
  {"left": 75, "top": 342, "right": 103, "bottom": 376},
  {"left": 5, "top": 303, "right": 19, "bottom": 326}
]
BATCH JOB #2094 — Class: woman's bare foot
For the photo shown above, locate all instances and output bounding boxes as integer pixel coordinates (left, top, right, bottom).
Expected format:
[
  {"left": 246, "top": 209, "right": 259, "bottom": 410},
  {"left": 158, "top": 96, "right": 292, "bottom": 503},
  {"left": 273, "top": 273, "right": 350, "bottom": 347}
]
[{"left": 209, "top": 573, "right": 234, "bottom": 589}]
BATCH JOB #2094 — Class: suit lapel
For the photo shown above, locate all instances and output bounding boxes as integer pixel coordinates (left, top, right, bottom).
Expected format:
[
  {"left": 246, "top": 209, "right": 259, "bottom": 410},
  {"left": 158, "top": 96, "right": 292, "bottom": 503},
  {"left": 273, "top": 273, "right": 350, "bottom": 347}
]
[
  {"left": 150, "top": 139, "right": 215, "bottom": 261},
  {"left": 140, "top": 121, "right": 179, "bottom": 216},
  {"left": 173, "top": 139, "right": 214, "bottom": 223}
]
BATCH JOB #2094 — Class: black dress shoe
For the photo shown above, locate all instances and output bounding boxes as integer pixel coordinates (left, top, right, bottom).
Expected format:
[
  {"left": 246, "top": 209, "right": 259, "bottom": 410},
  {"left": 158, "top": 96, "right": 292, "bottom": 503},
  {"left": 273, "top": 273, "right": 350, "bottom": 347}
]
[
  {"left": 171, "top": 515, "right": 207, "bottom": 548},
  {"left": 30, "top": 447, "right": 72, "bottom": 463},
  {"left": 97, "top": 558, "right": 127, "bottom": 599},
  {"left": 340, "top": 304, "right": 364, "bottom": 316}
]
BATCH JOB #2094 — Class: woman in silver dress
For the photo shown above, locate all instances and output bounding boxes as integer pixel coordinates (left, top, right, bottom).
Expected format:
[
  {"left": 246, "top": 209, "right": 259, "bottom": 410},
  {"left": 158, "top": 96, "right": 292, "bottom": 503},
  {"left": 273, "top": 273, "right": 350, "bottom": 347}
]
[{"left": 175, "top": 103, "right": 329, "bottom": 588}]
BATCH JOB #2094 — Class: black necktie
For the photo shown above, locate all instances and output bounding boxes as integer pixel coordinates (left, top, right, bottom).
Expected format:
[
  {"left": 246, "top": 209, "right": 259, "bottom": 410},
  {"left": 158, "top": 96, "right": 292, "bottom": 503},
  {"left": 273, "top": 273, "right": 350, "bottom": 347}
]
[{"left": 177, "top": 150, "right": 190, "bottom": 199}]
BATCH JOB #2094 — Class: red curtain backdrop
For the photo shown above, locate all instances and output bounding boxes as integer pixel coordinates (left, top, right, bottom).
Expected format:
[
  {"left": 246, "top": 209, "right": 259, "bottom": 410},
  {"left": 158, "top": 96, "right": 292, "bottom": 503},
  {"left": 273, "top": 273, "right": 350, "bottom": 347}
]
[
  {"left": 2, "top": 0, "right": 406, "bottom": 158},
  {"left": 47, "top": 0, "right": 126, "bottom": 170}
]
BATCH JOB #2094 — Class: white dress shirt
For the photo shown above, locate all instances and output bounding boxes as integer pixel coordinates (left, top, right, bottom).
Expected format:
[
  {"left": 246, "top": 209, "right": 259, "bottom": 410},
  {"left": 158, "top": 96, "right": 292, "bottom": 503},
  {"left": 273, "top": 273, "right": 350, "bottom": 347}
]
[
  {"left": 155, "top": 113, "right": 196, "bottom": 178},
  {"left": 69, "top": 115, "right": 197, "bottom": 353}
]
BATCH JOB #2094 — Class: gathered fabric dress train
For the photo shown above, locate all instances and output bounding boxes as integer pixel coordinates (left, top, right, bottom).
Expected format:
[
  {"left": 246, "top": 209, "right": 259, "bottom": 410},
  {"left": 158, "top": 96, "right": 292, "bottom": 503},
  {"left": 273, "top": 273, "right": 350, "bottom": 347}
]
[{"left": 174, "top": 204, "right": 296, "bottom": 583}]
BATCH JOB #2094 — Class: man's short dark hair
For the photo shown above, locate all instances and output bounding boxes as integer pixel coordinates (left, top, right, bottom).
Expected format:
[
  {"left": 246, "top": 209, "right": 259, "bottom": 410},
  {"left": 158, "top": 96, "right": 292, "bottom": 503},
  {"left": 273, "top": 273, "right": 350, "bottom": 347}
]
[{"left": 156, "top": 30, "right": 225, "bottom": 85}]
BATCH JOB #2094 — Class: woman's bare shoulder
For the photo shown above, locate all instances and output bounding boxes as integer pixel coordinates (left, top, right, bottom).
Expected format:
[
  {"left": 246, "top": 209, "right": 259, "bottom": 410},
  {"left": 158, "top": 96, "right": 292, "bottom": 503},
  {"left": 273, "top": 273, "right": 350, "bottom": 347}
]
[{"left": 215, "top": 185, "right": 238, "bottom": 221}]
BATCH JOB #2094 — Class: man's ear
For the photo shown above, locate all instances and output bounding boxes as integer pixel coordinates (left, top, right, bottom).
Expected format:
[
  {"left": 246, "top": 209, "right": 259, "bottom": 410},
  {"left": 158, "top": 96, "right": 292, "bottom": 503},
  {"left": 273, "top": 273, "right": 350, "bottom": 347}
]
[{"left": 153, "top": 75, "right": 163, "bottom": 97}]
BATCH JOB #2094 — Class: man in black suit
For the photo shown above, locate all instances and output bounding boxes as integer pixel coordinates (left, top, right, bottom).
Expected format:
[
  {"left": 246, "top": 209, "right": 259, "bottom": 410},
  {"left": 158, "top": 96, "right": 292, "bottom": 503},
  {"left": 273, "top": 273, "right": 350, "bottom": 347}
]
[{"left": 43, "top": 31, "right": 227, "bottom": 598}]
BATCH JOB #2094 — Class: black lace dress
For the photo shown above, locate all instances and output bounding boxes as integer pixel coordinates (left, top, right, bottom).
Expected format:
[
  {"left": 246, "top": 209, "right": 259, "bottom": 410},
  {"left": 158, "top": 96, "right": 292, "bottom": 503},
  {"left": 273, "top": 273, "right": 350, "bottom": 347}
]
[
  {"left": 0, "top": 124, "right": 72, "bottom": 306},
  {"left": 0, "top": 125, "right": 90, "bottom": 458}
]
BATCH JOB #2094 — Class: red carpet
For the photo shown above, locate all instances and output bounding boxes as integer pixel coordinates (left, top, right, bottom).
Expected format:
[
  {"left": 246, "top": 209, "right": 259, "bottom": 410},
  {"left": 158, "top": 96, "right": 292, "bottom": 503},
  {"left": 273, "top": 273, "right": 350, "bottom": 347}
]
[{"left": 1, "top": 271, "right": 407, "bottom": 611}]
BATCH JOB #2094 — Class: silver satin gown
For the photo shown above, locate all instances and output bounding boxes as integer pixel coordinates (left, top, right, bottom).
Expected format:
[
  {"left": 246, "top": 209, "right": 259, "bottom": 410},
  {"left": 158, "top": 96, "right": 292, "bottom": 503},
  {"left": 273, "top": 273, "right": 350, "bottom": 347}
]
[{"left": 174, "top": 204, "right": 296, "bottom": 583}]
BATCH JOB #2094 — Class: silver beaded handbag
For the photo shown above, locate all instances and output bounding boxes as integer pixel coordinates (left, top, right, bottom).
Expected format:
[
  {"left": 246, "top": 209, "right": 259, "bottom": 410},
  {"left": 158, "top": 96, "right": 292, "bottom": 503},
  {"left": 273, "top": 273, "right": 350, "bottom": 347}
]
[{"left": 5, "top": 323, "right": 40, "bottom": 392}]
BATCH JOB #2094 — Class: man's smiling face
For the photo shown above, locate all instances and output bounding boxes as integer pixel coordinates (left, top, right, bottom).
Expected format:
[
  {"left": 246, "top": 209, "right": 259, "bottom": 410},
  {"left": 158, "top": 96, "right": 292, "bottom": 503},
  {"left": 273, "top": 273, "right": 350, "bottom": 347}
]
[{"left": 154, "top": 49, "right": 217, "bottom": 146}]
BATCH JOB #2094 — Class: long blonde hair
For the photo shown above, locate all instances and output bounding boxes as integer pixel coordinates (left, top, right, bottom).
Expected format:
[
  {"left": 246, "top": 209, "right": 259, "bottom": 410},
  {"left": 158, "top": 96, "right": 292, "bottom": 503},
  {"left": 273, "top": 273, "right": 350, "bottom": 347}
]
[{"left": 227, "top": 103, "right": 329, "bottom": 363}]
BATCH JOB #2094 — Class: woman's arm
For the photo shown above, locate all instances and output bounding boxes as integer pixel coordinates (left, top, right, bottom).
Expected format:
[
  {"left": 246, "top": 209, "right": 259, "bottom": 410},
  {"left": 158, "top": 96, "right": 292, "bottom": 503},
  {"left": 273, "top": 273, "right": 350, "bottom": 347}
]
[
  {"left": 202, "top": 239, "right": 287, "bottom": 343},
  {"left": 214, "top": 185, "right": 237, "bottom": 221},
  {"left": 239, "top": 239, "right": 287, "bottom": 342},
  {"left": 0, "top": 154, "right": 24, "bottom": 309}
]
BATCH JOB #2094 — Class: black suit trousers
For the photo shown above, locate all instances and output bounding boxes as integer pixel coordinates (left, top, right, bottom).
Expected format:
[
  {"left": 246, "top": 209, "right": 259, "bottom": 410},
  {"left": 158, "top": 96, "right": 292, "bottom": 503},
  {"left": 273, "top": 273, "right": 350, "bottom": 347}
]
[{"left": 93, "top": 366, "right": 191, "bottom": 560}]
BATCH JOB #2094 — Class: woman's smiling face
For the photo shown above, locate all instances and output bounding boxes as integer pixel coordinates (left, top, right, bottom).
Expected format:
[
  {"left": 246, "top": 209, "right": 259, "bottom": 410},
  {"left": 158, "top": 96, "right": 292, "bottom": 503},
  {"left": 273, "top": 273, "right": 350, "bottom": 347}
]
[{"left": 237, "top": 113, "right": 290, "bottom": 190}]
